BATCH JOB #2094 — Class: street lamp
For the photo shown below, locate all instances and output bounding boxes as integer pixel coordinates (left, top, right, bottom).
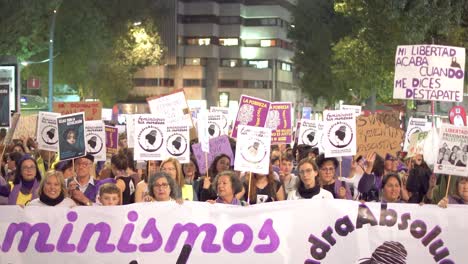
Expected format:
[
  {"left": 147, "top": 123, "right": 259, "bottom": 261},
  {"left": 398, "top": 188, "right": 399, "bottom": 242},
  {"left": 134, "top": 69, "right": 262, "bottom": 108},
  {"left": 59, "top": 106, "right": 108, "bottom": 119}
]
[{"left": 48, "top": 1, "right": 63, "bottom": 111}]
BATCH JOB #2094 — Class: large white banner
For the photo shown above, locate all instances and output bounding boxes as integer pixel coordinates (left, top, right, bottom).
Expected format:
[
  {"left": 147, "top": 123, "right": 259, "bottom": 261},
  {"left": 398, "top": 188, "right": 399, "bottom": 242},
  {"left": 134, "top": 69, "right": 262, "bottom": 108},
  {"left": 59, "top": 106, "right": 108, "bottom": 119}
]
[
  {"left": 403, "top": 117, "right": 431, "bottom": 152},
  {"left": 133, "top": 114, "right": 166, "bottom": 161},
  {"left": 234, "top": 125, "right": 271, "bottom": 174},
  {"left": 323, "top": 110, "right": 356, "bottom": 157},
  {"left": 36, "top": 111, "right": 60, "bottom": 152},
  {"left": 0, "top": 200, "right": 466, "bottom": 264},
  {"left": 393, "top": 44, "right": 466, "bottom": 102},
  {"left": 434, "top": 124, "right": 468, "bottom": 177},
  {"left": 84, "top": 120, "right": 106, "bottom": 162}
]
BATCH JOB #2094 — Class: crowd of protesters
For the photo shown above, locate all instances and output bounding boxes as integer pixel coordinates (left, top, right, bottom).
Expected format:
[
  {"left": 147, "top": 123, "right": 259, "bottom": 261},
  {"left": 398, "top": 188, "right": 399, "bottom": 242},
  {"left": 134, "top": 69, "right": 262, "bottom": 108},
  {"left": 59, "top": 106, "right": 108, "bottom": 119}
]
[{"left": 0, "top": 130, "right": 466, "bottom": 208}]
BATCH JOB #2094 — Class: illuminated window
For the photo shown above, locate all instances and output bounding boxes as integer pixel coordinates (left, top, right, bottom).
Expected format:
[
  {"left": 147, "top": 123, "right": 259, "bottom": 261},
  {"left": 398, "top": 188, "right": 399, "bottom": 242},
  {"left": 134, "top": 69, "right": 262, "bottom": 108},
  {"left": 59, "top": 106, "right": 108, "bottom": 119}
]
[
  {"left": 219, "top": 38, "right": 239, "bottom": 46},
  {"left": 260, "top": 39, "right": 276, "bottom": 47},
  {"left": 246, "top": 60, "right": 270, "bottom": 69},
  {"left": 198, "top": 38, "right": 211, "bottom": 45},
  {"left": 185, "top": 58, "right": 201, "bottom": 65},
  {"left": 221, "top": 59, "right": 240, "bottom": 67},
  {"left": 281, "top": 62, "right": 292, "bottom": 71}
]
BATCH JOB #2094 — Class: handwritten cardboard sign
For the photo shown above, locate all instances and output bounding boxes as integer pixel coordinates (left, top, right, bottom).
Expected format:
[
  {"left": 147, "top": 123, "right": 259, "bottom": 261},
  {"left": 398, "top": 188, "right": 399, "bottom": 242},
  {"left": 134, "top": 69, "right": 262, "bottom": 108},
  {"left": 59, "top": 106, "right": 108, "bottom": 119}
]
[
  {"left": 53, "top": 102, "right": 102, "bottom": 121},
  {"left": 356, "top": 114, "right": 404, "bottom": 158}
]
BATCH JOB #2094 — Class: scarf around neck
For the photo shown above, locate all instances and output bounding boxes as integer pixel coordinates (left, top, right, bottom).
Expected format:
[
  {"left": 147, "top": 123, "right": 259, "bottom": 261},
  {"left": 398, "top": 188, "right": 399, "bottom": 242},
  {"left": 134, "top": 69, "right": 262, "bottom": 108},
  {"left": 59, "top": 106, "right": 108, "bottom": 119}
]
[
  {"left": 39, "top": 191, "right": 65, "bottom": 206},
  {"left": 298, "top": 182, "right": 320, "bottom": 199}
]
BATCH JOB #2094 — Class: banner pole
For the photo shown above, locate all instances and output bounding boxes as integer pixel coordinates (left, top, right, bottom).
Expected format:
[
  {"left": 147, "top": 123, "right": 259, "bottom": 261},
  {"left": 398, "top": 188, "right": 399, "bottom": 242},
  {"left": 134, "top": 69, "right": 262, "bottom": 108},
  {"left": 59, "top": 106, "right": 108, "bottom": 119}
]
[
  {"left": 205, "top": 152, "right": 209, "bottom": 178},
  {"left": 445, "top": 175, "right": 452, "bottom": 198},
  {"left": 247, "top": 171, "right": 252, "bottom": 204}
]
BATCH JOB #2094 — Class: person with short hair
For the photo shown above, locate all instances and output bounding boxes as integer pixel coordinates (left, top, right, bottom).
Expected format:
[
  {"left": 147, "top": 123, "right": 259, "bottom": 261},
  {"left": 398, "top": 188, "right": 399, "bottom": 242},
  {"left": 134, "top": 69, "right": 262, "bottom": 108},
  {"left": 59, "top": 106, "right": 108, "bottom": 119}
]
[
  {"left": 98, "top": 183, "right": 121, "bottom": 206},
  {"left": 28, "top": 170, "right": 76, "bottom": 207},
  {"left": 66, "top": 154, "right": 98, "bottom": 206},
  {"left": 279, "top": 153, "right": 299, "bottom": 194},
  {"left": 438, "top": 176, "right": 468, "bottom": 208},
  {"left": 112, "top": 152, "right": 135, "bottom": 205},
  {"left": 380, "top": 174, "right": 404, "bottom": 203},
  {"left": 316, "top": 154, "right": 352, "bottom": 199},
  {"left": 207, "top": 170, "right": 243, "bottom": 205},
  {"left": 147, "top": 172, "right": 179, "bottom": 202}
]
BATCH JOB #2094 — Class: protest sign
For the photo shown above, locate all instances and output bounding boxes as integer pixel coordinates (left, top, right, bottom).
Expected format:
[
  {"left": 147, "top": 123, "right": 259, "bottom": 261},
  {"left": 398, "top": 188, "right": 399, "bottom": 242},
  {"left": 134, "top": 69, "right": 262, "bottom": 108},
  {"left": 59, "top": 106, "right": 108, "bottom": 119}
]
[
  {"left": 449, "top": 105, "right": 467, "bottom": 126},
  {"left": 0, "top": 84, "right": 10, "bottom": 127},
  {"left": 210, "top": 107, "right": 230, "bottom": 134},
  {"left": 133, "top": 114, "right": 166, "bottom": 161},
  {"left": 105, "top": 126, "right": 118, "bottom": 158},
  {"left": 393, "top": 44, "right": 466, "bottom": 102},
  {"left": 164, "top": 124, "right": 190, "bottom": 163},
  {"left": 356, "top": 114, "right": 404, "bottom": 158},
  {"left": 207, "top": 113, "right": 225, "bottom": 139},
  {"left": 192, "top": 135, "right": 234, "bottom": 175},
  {"left": 0, "top": 200, "right": 466, "bottom": 264},
  {"left": 376, "top": 111, "right": 401, "bottom": 129},
  {"left": 434, "top": 124, "right": 468, "bottom": 177},
  {"left": 323, "top": 110, "right": 356, "bottom": 157},
  {"left": 231, "top": 95, "right": 270, "bottom": 138},
  {"left": 197, "top": 109, "right": 209, "bottom": 153},
  {"left": 53, "top": 102, "right": 102, "bottom": 121},
  {"left": 126, "top": 115, "right": 135, "bottom": 148},
  {"left": 267, "top": 102, "right": 292, "bottom": 145},
  {"left": 403, "top": 117, "right": 431, "bottom": 151},
  {"left": 298, "top": 119, "right": 321, "bottom": 149},
  {"left": 57, "top": 112, "right": 85, "bottom": 160},
  {"left": 234, "top": 125, "right": 271, "bottom": 174},
  {"left": 407, "top": 131, "right": 429, "bottom": 158},
  {"left": 37, "top": 112, "right": 60, "bottom": 152},
  {"left": 12, "top": 114, "right": 38, "bottom": 140},
  {"left": 85, "top": 121, "right": 106, "bottom": 161},
  {"left": 340, "top": 104, "right": 362, "bottom": 117},
  {"left": 147, "top": 89, "right": 192, "bottom": 126}
]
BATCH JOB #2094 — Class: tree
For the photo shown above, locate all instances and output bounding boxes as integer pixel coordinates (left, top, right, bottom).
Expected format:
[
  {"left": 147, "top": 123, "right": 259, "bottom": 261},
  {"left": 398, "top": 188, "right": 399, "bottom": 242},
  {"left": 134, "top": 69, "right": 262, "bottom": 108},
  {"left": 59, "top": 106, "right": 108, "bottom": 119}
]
[
  {"left": 0, "top": 0, "right": 165, "bottom": 107},
  {"left": 290, "top": 0, "right": 467, "bottom": 104}
]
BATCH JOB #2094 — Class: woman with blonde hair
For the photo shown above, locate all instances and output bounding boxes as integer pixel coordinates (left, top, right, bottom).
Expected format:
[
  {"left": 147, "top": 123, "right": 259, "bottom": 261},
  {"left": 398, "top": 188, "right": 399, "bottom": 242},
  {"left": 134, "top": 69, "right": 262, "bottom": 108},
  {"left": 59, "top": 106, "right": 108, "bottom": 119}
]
[
  {"left": 160, "top": 157, "right": 197, "bottom": 201},
  {"left": 28, "top": 170, "right": 76, "bottom": 207}
]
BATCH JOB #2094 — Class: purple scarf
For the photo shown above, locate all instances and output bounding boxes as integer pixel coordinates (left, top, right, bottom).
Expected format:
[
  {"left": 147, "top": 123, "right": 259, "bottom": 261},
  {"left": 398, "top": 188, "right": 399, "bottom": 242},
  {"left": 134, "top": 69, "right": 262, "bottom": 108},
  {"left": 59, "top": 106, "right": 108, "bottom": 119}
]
[
  {"left": 216, "top": 196, "right": 241, "bottom": 205},
  {"left": 8, "top": 180, "right": 40, "bottom": 205}
]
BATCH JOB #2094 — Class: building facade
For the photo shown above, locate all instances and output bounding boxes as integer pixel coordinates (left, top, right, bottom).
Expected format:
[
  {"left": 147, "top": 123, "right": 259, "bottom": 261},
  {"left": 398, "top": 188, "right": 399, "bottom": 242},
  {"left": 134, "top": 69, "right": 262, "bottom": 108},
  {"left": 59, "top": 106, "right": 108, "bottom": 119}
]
[{"left": 131, "top": 0, "right": 299, "bottom": 107}]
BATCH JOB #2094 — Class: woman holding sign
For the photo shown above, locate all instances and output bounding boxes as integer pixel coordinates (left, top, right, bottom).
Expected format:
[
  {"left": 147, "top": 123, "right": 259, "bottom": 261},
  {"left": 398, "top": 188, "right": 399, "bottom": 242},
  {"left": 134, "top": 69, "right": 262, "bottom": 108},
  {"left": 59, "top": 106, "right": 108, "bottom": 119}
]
[
  {"left": 438, "top": 177, "right": 468, "bottom": 207},
  {"left": 243, "top": 165, "right": 285, "bottom": 204}
]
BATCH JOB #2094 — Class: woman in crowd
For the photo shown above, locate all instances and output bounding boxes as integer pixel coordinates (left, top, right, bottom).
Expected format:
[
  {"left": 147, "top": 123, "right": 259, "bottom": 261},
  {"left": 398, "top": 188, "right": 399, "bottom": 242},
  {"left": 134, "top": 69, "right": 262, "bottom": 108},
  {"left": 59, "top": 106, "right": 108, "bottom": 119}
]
[
  {"left": 4, "top": 151, "right": 22, "bottom": 182},
  {"left": 315, "top": 154, "right": 352, "bottom": 199},
  {"left": 135, "top": 160, "right": 159, "bottom": 202},
  {"left": 112, "top": 152, "right": 135, "bottom": 205},
  {"left": 197, "top": 154, "right": 231, "bottom": 201},
  {"left": 182, "top": 156, "right": 200, "bottom": 185},
  {"left": 288, "top": 158, "right": 333, "bottom": 200},
  {"left": 243, "top": 165, "right": 285, "bottom": 204},
  {"left": 0, "top": 155, "right": 41, "bottom": 205},
  {"left": 379, "top": 174, "right": 404, "bottom": 203},
  {"left": 207, "top": 170, "right": 243, "bottom": 205},
  {"left": 406, "top": 154, "right": 432, "bottom": 203},
  {"left": 438, "top": 176, "right": 468, "bottom": 207},
  {"left": 147, "top": 172, "right": 179, "bottom": 202},
  {"left": 55, "top": 160, "right": 75, "bottom": 180},
  {"left": 161, "top": 157, "right": 197, "bottom": 201},
  {"left": 28, "top": 170, "right": 76, "bottom": 207}
]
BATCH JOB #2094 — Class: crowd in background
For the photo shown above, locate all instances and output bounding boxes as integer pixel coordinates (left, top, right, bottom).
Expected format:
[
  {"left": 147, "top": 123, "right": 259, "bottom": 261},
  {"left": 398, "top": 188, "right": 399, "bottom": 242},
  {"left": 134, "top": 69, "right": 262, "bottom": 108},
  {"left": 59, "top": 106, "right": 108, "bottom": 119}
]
[{"left": 0, "top": 131, "right": 466, "bottom": 209}]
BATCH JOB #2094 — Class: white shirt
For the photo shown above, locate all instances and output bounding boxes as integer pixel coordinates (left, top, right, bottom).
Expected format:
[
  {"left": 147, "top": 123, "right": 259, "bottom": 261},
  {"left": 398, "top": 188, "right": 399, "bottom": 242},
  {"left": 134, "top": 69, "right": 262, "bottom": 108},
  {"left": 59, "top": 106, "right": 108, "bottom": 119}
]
[
  {"left": 287, "top": 188, "right": 334, "bottom": 200},
  {"left": 28, "top": 197, "right": 77, "bottom": 207}
]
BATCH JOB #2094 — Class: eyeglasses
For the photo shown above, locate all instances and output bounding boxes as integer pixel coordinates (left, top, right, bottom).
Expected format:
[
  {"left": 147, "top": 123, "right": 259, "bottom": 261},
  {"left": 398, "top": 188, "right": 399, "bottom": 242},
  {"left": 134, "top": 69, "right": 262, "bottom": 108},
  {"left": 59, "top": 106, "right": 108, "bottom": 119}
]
[
  {"left": 299, "top": 168, "right": 314, "bottom": 176},
  {"left": 154, "top": 183, "right": 169, "bottom": 189},
  {"left": 21, "top": 165, "right": 36, "bottom": 171},
  {"left": 320, "top": 167, "right": 335, "bottom": 172}
]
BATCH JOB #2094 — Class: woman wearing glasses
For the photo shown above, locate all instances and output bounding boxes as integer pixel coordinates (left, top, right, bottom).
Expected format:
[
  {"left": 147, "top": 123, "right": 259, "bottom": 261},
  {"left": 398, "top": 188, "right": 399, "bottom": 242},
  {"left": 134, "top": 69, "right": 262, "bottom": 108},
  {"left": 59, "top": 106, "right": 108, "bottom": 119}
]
[
  {"left": 0, "top": 155, "right": 42, "bottom": 205},
  {"left": 147, "top": 172, "right": 179, "bottom": 202},
  {"left": 287, "top": 158, "right": 333, "bottom": 200},
  {"left": 315, "top": 154, "right": 352, "bottom": 199},
  {"left": 160, "top": 157, "right": 197, "bottom": 201}
]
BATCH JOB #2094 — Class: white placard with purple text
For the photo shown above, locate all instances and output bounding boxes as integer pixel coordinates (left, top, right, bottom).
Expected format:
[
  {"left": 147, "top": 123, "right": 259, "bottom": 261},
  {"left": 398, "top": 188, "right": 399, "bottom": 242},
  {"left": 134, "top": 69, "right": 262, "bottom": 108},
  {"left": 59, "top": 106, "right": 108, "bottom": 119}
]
[
  {"left": 133, "top": 114, "right": 166, "bottom": 161},
  {"left": 323, "top": 110, "right": 356, "bottom": 157},
  {"left": 36, "top": 111, "right": 60, "bottom": 152}
]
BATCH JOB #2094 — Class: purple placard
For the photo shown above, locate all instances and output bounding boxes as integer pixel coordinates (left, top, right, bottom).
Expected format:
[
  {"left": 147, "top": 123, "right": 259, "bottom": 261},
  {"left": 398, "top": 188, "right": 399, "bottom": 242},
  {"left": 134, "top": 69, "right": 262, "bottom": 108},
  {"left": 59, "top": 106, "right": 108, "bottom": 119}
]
[
  {"left": 230, "top": 95, "right": 270, "bottom": 138},
  {"left": 192, "top": 135, "right": 234, "bottom": 174},
  {"left": 105, "top": 126, "right": 119, "bottom": 158},
  {"left": 267, "top": 102, "right": 292, "bottom": 145}
]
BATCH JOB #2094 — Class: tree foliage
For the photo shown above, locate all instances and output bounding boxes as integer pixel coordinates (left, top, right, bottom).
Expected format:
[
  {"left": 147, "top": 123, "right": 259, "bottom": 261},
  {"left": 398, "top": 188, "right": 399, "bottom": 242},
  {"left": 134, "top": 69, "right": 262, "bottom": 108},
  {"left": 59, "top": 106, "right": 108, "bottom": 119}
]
[
  {"left": 0, "top": 0, "right": 166, "bottom": 107},
  {"left": 290, "top": 0, "right": 468, "bottom": 104}
]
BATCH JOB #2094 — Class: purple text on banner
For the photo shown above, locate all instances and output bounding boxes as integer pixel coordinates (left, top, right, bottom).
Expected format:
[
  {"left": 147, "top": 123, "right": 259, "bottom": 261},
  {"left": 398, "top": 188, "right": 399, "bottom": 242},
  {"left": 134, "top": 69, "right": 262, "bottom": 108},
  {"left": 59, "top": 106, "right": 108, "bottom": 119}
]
[
  {"left": 230, "top": 95, "right": 270, "bottom": 138},
  {"left": 192, "top": 135, "right": 234, "bottom": 175}
]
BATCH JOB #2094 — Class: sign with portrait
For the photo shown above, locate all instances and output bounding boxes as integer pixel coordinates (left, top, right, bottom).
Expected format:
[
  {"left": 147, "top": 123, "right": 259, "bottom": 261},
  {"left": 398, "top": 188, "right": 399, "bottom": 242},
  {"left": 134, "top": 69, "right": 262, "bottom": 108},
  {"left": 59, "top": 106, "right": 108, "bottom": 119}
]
[
  {"left": 164, "top": 125, "right": 190, "bottom": 164},
  {"left": 234, "top": 125, "right": 271, "bottom": 174},
  {"left": 231, "top": 95, "right": 270, "bottom": 138},
  {"left": 133, "top": 114, "right": 166, "bottom": 161},
  {"left": 85, "top": 120, "right": 106, "bottom": 161},
  {"left": 434, "top": 124, "right": 468, "bottom": 177},
  {"left": 37, "top": 112, "right": 60, "bottom": 152},
  {"left": 57, "top": 112, "right": 86, "bottom": 160},
  {"left": 323, "top": 110, "right": 356, "bottom": 157},
  {"left": 207, "top": 113, "right": 225, "bottom": 139}
]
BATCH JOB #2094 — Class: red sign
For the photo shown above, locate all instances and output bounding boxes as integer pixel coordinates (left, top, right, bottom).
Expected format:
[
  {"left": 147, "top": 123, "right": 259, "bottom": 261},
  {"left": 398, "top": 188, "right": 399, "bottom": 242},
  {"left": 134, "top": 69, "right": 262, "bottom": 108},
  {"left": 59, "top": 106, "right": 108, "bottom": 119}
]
[
  {"left": 53, "top": 102, "right": 102, "bottom": 121},
  {"left": 449, "top": 106, "right": 467, "bottom": 126},
  {"left": 27, "top": 78, "right": 41, "bottom": 89}
]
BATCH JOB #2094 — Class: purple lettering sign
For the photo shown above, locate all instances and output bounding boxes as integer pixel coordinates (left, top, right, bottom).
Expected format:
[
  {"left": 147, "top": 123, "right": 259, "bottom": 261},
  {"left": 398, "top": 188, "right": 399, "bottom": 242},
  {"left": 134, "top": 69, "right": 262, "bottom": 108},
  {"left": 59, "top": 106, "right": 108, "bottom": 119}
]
[
  {"left": 105, "top": 126, "right": 118, "bottom": 158},
  {"left": 230, "top": 95, "right": 270, "bottom": 138},
  {"left": 267, "top": 102, "right": 292, "bottom": 145},
  {"left": 192, "top": 135, "right": 234, "bottom": 174}
]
